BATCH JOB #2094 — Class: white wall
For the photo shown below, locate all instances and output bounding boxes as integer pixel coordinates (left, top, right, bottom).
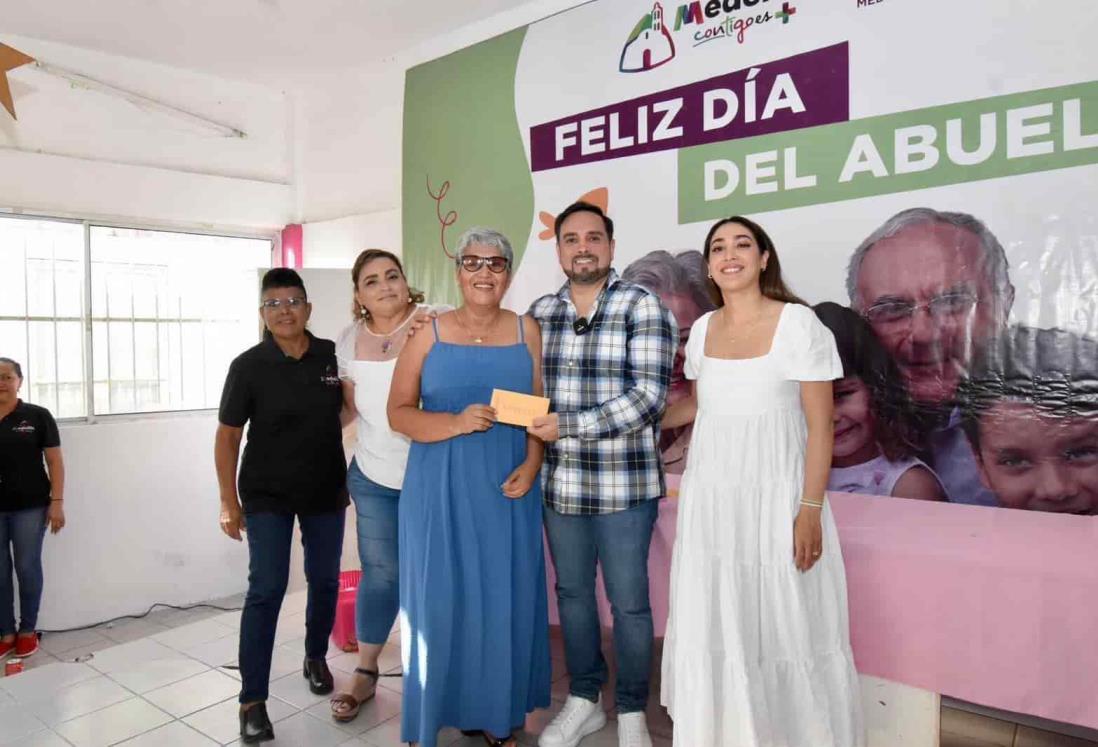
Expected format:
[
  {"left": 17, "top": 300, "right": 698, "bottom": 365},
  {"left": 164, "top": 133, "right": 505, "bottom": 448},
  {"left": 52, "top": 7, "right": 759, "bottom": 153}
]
[
  {"left": 302, "top": 209, "right": 401, "bottom": 269},
  {"left": 292, "top": 0, "right": 584, "bottom": 236},
  {"left": 293, "top": 67, "right": 405, "bottom": 225},
  {"left": 6, "top": 0, "right": 585, "bottom": 629},
  {"left": 0, "top": 36, "right": 294, "bottom": 627},
  {"left": 43, "top": 413, "right": 248, "bottom": 629},
  {"left": 0, "top": 34, "right": 292, "bottom": 232},
  {"left": 40, "top": 271, "right": 360, "bottom": 628}
]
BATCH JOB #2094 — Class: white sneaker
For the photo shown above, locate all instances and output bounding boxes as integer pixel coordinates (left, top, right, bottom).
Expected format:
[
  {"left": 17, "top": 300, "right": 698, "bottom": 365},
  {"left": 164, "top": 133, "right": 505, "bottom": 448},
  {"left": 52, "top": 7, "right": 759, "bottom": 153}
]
[
  {"left": 616, "top": 712, "right": 652, "bottom": 747},
  {"left": 538, "top": 694, "right": 608, "bottom": 747}
]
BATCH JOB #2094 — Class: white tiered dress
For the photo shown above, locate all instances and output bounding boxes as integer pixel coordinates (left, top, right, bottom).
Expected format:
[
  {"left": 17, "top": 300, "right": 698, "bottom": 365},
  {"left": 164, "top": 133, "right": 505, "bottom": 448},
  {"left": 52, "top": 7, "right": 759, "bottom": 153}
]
[{"left": 660, "top": 303, "right": 865, "bottom": 747}]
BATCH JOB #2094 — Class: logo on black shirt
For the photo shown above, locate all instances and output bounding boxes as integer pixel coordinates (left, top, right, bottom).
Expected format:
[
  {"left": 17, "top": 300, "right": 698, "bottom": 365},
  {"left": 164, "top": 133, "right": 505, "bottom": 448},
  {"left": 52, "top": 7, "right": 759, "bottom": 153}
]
[
  {"left": 320, "top": 366, "right": 340, "bottom": 387},
  {"left": 11, "top": 420, "right": 35, "bottom": 434}
]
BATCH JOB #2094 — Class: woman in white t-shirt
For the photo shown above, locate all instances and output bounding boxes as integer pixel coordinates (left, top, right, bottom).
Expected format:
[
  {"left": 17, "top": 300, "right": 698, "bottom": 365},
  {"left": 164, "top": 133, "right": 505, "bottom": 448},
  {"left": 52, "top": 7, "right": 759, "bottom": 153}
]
[{"left": 330, "top": 249, "right": 431, "bottom": 723}]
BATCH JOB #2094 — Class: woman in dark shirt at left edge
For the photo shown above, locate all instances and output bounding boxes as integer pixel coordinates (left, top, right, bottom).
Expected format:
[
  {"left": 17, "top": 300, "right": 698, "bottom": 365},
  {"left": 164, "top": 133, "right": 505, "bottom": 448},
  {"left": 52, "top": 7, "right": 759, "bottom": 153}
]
[
  {"left": 0, "top": 357, "right": 65, "bottom": 661},
  {"left": 215, "top": 268, "right": 350, "bottom": 744}
]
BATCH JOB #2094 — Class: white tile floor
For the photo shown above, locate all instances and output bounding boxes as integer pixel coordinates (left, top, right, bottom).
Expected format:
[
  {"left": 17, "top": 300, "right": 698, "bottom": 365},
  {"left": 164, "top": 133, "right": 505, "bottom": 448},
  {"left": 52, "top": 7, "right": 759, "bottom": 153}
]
[{"left": 0, "top": 591, "right": 673, "bottom": 746}]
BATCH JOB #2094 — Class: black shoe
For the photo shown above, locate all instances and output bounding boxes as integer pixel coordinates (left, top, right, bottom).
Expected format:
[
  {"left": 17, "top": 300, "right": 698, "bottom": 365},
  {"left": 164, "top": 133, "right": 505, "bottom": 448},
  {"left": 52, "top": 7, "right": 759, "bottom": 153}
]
[
  {"left": 239, "top": 702, "right": 274, "bottom": 743},
  {"left": 303, "top": 656, "right": 334, "bottom": 694}
]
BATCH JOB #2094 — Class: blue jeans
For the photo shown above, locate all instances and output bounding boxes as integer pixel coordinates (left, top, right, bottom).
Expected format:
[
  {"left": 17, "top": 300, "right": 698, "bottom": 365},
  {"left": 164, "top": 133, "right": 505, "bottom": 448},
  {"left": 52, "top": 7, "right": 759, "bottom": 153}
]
[
  {"left": 0, "top": 508, "right": 48, "bottom": 635},
  {"left": 347, "top": 459, "right": 400, "bottom": 644},
  {"left": 543, "top": 499, "right": 659, "bottom": 713},
  {"left": 238, "top": 509, "right": 345, "bottom": 703}
]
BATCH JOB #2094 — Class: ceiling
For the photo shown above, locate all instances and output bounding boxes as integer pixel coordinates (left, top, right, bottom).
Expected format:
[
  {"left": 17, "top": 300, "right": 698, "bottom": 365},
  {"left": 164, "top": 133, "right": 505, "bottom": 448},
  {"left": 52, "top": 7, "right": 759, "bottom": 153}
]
[{"left": 2, "top": 0, "right": 541, "bottom": 85}]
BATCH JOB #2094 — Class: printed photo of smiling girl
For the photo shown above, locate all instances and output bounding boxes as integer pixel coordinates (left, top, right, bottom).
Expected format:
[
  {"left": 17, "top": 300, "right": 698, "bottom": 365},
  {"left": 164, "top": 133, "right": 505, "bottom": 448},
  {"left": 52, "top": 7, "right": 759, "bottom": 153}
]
[
  {"left": 959, "top": 325, "right": 1098, "bottom": 515},
  {"left": 812, "top": 302, "right": 946, "bottom": 501}
]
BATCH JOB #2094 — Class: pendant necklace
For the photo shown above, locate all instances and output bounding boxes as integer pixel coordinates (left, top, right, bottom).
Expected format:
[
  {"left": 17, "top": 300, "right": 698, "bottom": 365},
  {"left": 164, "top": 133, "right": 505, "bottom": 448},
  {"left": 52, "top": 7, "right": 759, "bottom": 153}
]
[
  {"left": 455, "top": 308, "right": 495, "bottom": 344},
  {"left": 366, "top": 305, "right": 415, "bottom": 354}
]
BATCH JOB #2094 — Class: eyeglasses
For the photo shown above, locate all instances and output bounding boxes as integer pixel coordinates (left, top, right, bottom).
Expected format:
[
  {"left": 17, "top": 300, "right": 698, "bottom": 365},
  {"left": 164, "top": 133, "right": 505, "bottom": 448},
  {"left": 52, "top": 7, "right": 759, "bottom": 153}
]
[
  {"left": 457, "top": 255, "right": 510, "bottom": 274},
  {"left": 261, "top": 297, "right": 307, "bottom": 310},
  {"left": 864, "top": 291, "right": 979, "bottom": 327}
]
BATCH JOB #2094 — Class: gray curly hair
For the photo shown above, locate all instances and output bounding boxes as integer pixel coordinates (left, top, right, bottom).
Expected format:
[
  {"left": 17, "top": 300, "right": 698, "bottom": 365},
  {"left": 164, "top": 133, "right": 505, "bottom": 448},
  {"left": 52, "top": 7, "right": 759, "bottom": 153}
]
[
  {"left": 846, "top": 208, "right": 1014, "bottom": 318},
  {"left": 454, "top": 227, "right": 514, "bottom": 267}
]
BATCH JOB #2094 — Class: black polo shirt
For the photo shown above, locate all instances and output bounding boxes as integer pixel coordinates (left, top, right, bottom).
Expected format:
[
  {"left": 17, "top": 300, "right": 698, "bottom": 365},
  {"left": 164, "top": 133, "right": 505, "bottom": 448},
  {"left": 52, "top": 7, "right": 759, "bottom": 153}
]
[
  {"left": 219, "top": 332, "right": 349, "bottom": 516},
  {"left": 0, "top": 401, "right": 60, "bottom": 511}
]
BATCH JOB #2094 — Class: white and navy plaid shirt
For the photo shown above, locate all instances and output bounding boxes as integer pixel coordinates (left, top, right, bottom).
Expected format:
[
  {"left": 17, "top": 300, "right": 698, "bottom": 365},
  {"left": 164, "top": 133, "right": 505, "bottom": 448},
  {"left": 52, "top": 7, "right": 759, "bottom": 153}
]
[{"left": 529, "top": 271, "right": 676, "bottom": 515}]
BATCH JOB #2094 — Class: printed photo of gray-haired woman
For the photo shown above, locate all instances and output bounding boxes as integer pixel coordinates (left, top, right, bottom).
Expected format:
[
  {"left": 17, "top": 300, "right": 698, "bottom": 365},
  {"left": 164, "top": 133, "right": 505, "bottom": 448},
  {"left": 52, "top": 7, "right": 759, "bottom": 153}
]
[{"left": 622, "top": 249, "right": 716, "bottom": 474}]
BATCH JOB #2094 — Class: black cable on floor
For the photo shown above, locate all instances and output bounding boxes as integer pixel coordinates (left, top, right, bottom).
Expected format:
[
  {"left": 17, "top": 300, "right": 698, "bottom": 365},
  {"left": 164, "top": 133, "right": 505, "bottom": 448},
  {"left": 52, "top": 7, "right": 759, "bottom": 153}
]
[
  {"left": 215, "top": 665, "right": 402, "bottom": 677},
  {"left": 39, "top": 606, "right": 406, "bottom": 680},
  {"left": 38, "top": 601, "right": 244, "bottom": 635}
]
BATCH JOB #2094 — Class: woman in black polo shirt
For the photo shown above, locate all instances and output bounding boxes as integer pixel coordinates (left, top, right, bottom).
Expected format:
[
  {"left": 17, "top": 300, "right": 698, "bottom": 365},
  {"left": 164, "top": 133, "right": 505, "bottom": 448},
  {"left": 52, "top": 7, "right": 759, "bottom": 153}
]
[
  {"left": 0, "top": 357, "right": 65, "bottom": 661},
  {"left": 214, "top": 269, "right": 348, "bottom": 744}
]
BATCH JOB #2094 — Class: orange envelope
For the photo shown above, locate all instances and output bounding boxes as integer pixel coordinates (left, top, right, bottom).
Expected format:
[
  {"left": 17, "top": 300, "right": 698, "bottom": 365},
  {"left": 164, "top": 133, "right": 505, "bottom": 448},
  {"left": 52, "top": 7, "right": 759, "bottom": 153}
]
[{"left": 491, "top": 389, "right": 550, "bottom": 428}]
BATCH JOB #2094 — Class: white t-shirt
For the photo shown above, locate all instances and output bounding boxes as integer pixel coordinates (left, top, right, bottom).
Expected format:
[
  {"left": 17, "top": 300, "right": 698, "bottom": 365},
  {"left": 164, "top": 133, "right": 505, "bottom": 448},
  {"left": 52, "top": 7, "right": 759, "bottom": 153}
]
[
  {"left": 827, "top": 453, "right": 937, "bottom": 498},
  {"left": 335, "top": 310, "right": 426, "bottom": 490}
]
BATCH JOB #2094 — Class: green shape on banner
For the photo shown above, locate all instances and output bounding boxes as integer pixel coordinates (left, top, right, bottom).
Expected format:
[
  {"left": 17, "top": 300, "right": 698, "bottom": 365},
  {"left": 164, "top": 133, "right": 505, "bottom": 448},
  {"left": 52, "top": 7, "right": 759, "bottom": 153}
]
[
  {"left": 402, "top": 28, "right": 533, "bottom": 307},
  {"left": 678, "top": 80, "right": 1098, "bottom": 223}
]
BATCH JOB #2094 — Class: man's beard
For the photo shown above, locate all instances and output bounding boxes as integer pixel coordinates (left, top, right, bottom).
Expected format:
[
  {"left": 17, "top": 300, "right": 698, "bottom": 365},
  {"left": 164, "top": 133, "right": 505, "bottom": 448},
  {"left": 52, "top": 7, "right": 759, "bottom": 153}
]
[{"left": 565, "top": 263, "right": 611, "bottom": 285}]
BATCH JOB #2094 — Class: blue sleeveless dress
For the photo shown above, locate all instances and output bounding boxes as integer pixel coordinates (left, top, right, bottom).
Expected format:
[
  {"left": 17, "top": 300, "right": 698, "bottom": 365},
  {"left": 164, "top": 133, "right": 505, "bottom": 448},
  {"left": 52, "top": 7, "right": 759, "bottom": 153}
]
[{"left": 399, "top": 316, "right": 551, "bottom": 746}]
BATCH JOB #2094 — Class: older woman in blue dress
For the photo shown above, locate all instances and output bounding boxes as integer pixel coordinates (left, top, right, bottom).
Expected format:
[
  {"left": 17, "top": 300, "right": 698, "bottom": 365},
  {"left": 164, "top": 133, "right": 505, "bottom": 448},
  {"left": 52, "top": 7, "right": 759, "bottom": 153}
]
[{"left": 388, "top": 228, "right": 551, "bottom": 747}]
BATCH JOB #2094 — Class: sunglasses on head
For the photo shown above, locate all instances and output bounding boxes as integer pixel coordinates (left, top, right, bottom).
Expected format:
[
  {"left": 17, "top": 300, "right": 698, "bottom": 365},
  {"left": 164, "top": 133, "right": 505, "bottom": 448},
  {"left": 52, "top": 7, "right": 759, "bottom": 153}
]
[{"left": 458, "top": 255, "right": 510, "bottom": 274}]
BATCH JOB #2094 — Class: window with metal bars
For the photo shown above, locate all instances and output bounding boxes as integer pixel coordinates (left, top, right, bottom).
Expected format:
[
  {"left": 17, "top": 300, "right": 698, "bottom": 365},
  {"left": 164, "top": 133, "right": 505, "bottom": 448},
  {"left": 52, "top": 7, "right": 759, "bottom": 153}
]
[{"left": 0, "top": 214, "right": 271, "bottom": 419}]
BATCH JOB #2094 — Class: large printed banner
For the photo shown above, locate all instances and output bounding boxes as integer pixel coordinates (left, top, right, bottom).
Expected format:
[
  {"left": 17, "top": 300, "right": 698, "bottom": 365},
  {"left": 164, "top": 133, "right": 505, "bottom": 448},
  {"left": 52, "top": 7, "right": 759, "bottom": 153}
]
[{"left": 402, "top": 0, "right": 1098, "bottom": 516}]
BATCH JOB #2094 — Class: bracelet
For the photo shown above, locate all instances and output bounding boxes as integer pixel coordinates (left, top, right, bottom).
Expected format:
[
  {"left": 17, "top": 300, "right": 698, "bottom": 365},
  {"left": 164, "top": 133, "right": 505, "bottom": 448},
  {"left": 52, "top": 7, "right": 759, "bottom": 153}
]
[
  {"left": 50, "top": 498, "right": 64, "bottom": 502},
  {"left": 800, "top": 499, "right": 824, "bottom": 508}
]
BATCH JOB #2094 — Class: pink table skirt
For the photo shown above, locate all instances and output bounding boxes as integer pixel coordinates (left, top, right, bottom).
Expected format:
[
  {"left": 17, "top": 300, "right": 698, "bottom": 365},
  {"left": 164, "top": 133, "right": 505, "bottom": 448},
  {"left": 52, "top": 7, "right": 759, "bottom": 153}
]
[{"left": 545, "top": 489, "right": 1098, "bottom": 731}]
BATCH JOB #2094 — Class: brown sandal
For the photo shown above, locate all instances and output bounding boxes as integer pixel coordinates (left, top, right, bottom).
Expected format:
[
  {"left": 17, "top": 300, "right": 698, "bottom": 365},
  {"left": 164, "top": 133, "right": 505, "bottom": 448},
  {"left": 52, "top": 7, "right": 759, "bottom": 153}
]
[{"left": 329, "top": 667, "right": 378, "bottom": 722}]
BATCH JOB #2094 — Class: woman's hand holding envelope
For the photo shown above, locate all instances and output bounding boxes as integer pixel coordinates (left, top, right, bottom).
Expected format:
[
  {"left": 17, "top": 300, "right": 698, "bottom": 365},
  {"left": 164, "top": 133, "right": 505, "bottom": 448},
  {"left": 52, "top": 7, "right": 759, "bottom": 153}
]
[{"left": 454, "top": 404, "right": 496, "bottom": 434}]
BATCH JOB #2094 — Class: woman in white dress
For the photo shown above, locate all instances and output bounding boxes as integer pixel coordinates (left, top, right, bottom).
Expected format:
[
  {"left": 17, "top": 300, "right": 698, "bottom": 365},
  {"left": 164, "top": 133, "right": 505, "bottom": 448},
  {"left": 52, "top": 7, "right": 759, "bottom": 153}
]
[{"left": 660, "top": 217, "right": 865, "bottom": 746}]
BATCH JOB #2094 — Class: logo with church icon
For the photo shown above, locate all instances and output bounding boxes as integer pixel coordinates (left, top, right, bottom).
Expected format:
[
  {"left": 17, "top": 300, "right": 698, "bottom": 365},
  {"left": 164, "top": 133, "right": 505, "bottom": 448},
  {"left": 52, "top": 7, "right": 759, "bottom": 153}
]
[
  {"left": 620, "top": 0, "right": 797, "bottom": 74},
  {"left": 620, "top": 2, "right": 676, "bottom": 73}
]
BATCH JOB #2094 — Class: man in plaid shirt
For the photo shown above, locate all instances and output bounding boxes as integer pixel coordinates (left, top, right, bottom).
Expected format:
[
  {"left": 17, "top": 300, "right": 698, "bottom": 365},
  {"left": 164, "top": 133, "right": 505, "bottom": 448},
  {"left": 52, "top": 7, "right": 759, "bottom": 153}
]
[{"left": 528, "top": 202, "right": 674, "bottom": 747}]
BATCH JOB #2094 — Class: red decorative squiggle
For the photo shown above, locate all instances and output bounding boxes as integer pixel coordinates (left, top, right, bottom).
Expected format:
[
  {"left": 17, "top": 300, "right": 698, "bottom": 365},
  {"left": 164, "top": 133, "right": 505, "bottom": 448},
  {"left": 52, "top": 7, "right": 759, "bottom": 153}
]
[{"left": 426, "top": 176, "right": 458, "bottom": 259}]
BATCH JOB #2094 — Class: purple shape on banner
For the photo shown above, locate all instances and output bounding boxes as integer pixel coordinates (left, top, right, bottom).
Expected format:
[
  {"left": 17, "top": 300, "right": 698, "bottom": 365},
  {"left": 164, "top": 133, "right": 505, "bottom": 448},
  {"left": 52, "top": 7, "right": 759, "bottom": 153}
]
[{"left": 530, "top": 42, "right": 849, "bottom": 172}]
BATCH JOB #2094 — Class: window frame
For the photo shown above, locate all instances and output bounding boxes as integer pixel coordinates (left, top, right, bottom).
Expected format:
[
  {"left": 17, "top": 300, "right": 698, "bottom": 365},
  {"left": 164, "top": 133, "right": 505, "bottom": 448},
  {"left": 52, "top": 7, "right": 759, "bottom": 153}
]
[{"left": 0, "top": 210, "right": 275, "bottom": 424}]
